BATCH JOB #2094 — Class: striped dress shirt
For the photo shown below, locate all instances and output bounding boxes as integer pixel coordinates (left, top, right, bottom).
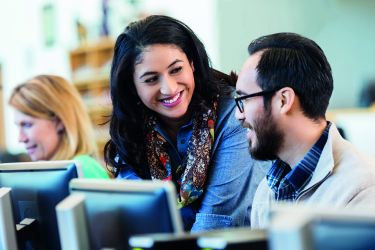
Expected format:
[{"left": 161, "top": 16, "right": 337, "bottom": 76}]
[{"left": 266, "top": 122, "right": 331, "bottom": 200}]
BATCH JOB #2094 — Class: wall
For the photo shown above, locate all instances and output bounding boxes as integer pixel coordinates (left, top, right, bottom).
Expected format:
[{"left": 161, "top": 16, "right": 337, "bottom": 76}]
[
  {"left": 0, "top": 0, "right": 218, "bottom": 153},
  {"left": 1, "top": 0, "right": 375, "bottom": 153},
  {"left": 217, "top": 0, "right": 375, "bottom": 108},
  {"left": 140, "top": 0, "right": 220, "bottom": 68},
  {"left": 0, "top": 0, "right": 104, "bottom": 153}
]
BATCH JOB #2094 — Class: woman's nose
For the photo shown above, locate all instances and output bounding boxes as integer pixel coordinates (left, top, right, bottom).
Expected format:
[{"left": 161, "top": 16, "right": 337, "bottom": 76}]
[
  {"left": 160, "top": 76, "right": 178, "bottom": 95},
  {"left": 18, "top": 130, "right": 28, "bottom": 143}
]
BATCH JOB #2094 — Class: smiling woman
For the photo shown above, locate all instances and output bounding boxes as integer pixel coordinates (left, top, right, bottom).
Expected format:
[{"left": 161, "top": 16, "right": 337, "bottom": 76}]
[
  {"left": 104, "top": 15, "right": 269, "bottom": 232},
  {"left": 8, "top": 75, "right": 109, "bottom": 179},
  {"left": 14, "top": 111, "right": 62, "bottom": 161},
  {"left": 133, "top": 44, "right": 195, "bottom": 133}
]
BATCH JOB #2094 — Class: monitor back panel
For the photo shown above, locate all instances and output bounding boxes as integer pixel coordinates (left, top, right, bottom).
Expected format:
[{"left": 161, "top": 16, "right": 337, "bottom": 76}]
[
  {"left": 0, "top": 163, "right": 77, "bottom": 249},
  {"left": 79, "top": 189, "right": 175, "bottom": 249}
]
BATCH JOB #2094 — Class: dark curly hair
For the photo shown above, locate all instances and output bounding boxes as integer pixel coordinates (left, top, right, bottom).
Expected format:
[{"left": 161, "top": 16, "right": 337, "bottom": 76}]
[{"left": 104, "top": 15, "right": 235, "bottom": 177}]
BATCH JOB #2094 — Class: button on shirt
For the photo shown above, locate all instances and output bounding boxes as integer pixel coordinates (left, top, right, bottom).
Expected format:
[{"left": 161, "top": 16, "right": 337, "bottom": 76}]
[{"left": 267, "top": 122, "right": 331, "bottom": 201}]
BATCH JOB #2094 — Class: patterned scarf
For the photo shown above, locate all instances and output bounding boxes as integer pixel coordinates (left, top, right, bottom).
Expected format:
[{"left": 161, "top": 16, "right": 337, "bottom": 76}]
[{"left": 145, "top": 101, "right": 217, "bottom": 208}]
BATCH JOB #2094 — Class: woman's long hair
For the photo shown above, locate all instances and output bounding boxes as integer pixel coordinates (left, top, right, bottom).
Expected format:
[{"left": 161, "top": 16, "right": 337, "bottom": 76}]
[
  {"left": 104, "top": 15, "right": 235, "bottom": 177},
  {"left": 9, "top": 75, "right": 97, "bottom": 160}
]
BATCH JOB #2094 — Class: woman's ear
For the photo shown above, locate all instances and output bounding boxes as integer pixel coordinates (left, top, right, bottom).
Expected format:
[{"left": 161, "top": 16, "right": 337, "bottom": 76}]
[
  {"left": 190, "top": 61, "right": 195, "bottom": 72},
  {"left": 55, "top": 118, "right": 65, "bottom": 134}
]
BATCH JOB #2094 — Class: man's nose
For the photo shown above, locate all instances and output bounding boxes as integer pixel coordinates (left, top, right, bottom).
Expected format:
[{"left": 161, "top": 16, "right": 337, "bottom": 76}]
[{"left": 235, "top": 106, "right": 245, "bottom": 121}]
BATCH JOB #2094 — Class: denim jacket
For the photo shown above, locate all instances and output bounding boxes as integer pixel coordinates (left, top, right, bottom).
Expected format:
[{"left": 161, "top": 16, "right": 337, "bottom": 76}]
[{"left": 117, "top": 92, "right": 270, "bottom": 232}]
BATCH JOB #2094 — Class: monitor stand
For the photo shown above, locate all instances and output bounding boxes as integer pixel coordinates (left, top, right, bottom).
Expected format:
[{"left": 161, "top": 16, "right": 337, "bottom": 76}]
[{"left": 16, "top": 218, "right": 42, "bottom": 250}]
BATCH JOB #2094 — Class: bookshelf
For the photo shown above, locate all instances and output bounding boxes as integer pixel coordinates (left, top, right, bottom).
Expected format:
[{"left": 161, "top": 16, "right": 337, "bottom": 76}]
[{"left": 69, "top": 38, "right": 114, "bottom": 160}]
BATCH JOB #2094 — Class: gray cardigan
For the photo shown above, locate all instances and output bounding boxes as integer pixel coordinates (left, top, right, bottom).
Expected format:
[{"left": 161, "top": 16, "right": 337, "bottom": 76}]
[{"left": 251, "top": 123, "right": 375, "bottom": 229}]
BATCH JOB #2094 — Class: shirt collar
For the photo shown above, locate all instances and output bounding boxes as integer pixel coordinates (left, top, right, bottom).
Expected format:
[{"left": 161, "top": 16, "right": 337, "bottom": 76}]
[{"left": 267, "top": 122, "right": 331, "bottom": 200}]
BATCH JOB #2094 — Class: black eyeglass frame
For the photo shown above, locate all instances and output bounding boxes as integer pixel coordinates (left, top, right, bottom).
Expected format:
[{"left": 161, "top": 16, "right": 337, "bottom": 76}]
[{"left": 234, "top": 89, "right": 280, "bottom": 113}]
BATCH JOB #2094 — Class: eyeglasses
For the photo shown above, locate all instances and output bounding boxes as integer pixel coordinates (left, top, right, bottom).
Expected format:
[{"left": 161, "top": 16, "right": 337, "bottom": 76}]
[{"left": 234, "top": 89, "right": 279, "bottom": 113}]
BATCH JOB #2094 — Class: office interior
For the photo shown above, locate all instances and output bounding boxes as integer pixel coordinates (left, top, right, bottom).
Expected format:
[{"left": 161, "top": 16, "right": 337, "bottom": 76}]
[{"left": 1, "top": 0, "right": 375, "bottom": 249}]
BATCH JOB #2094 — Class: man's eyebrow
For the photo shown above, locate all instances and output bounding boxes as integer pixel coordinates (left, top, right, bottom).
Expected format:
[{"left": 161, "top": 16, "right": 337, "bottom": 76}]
[{"left": 235, "top": 90, "right": 247, "bottom": 96}]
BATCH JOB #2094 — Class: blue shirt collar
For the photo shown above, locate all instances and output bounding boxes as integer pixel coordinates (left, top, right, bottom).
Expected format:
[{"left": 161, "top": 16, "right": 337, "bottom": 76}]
[{"left": 267, "top": 122, "right": 331, "bottom": 200}]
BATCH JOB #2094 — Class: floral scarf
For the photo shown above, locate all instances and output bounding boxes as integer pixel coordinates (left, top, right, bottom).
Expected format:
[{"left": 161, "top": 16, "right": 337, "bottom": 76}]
[{"left": 145, "top": 101, "right": 217, "bottom": 208}]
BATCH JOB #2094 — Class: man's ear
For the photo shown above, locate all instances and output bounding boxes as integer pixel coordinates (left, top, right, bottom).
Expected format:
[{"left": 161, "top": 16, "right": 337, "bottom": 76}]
[{"left": 275, "top": 87, "right": 296, "bottom": 114}]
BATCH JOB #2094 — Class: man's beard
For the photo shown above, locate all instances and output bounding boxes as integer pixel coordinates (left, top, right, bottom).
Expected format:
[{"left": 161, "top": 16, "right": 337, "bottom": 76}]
[{"left": 249, "top": 108, "right": 284, "bottom": 161}]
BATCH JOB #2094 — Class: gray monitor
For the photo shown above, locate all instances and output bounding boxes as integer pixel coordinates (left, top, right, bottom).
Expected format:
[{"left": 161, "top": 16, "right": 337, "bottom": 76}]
[
  {"left": 0, "top": 187, "right": 17, "bottom": 250},
  {"left": 56, "top": 179, "right": 183, "bottom": 250},
  {"left": 269, "top": 203, "right": 375, "bottom": 250},
  {"left": 0, "top": 160, "right": 81, "bottom": 250},
  {"left": 197, "top": 228, "right": 267, "bottom": 250}
]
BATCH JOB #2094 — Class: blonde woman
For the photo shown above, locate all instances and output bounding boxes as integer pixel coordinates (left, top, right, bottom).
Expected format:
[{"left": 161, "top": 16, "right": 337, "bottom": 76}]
[{"left": 9, "top": 74, "right": 109, "bottom": 178}]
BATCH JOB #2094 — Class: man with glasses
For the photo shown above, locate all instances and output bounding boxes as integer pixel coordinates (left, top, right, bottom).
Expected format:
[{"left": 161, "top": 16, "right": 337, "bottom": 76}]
[{"left": 235, "top": 32, "right": 375, "bottom": 229}]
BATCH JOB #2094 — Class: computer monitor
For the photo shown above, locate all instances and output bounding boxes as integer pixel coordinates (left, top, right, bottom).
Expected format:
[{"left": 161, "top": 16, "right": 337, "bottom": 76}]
[
  {"left": 197, "top": 228, "right": 267, "bottom": 250},
  {"left": 269, "top": 203, "right": 375, "bottom": 250},
  {"left": 0, "top": 188, "right": 17, "bottom": 250},
  {"left": 0, "top": 160, "right": 81, "bottom": 250},
  {"left": 128, "top": 228, "right": 267, "bottom": 250},
  {"left": 56, "top": 179, "right": 184, "bottom": 250}
]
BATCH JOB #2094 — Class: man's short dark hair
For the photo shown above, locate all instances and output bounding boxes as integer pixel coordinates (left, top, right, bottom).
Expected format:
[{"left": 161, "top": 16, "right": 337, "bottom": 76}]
[{"left": 248, "top": 32, "right": 333, "bottom": 119}]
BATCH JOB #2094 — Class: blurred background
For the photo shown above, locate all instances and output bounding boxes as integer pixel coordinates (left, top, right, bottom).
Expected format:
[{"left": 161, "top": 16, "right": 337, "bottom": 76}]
[{"left": 0, "top": 0, "right": 375, "bottom": 160}]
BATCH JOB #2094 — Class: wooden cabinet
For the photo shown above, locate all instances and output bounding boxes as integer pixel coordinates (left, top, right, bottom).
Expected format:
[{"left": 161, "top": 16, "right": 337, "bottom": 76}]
[{"left": 69, "top": 38, "right": 114, "bottom": 160}]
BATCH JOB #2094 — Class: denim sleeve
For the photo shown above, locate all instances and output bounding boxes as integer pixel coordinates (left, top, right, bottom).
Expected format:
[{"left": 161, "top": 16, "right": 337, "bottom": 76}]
[
  {"left": 191, "top": 107, "right": 270, "bottom": 232},
  {"left": 115, "top": 155, "right": 142, "bottom": 180},
  {"left": 117, "top": 165, "right": 142, "bottom": 180}
]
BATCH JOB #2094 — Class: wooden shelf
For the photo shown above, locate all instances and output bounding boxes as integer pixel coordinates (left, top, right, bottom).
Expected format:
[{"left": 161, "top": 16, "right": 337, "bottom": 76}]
[
  {"left": 70, "top": 37, "right": 114, "bottom": 55},
  {"left": 73, "top": 74, "right": 109, "bottom": 91},
  {"left": 70, "top": 37, "right": 114, "bottom": 71},
  {"left": 69, "top": 38, "right": 114, "bottom": 162}
]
